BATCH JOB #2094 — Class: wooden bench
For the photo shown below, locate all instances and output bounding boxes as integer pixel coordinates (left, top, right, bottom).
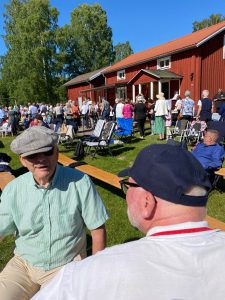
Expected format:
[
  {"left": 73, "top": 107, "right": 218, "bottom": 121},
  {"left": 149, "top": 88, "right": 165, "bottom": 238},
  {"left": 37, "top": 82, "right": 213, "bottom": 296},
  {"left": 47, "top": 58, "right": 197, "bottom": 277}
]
[
  {"left": 58, "top": 153, "right": 121, "bottom": 189},
  {"left": 214, "top": 167, "right": 225, "bottom": 179},
  {"left": 206, "top": 215, "right": 225, "bottom": 231},
  {"left": 58, "top": 153, "right": 225, "bottom": 231},
  {"left": 0, "top": 172, "right": 15, "bottom": 191}
]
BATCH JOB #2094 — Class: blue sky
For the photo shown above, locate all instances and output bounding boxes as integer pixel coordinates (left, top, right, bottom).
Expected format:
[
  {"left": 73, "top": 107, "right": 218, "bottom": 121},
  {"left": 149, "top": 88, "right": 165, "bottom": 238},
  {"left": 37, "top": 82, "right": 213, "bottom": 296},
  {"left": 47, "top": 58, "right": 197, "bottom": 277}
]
[{"left": 0, "top": 0, "right": 224, "bottom": 56}]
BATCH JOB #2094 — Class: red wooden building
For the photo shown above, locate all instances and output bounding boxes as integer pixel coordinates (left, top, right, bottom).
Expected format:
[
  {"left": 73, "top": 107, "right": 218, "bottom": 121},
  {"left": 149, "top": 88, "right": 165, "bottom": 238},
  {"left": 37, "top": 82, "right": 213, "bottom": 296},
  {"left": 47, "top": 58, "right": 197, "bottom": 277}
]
[
  {"left": 65, "top": 21, "right": 225, "bottom": 107},
  {"left": 64, "top": 66, "right": 109, "bottom": 103}
]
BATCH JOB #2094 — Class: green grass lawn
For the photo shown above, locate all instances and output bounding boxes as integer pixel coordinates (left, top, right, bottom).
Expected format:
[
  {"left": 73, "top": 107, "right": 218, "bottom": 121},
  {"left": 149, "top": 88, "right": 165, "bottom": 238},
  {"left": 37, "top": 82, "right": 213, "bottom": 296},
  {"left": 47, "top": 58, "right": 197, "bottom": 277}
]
[{"left": 0, "top": 127, "right": 225, "bottom": 270}]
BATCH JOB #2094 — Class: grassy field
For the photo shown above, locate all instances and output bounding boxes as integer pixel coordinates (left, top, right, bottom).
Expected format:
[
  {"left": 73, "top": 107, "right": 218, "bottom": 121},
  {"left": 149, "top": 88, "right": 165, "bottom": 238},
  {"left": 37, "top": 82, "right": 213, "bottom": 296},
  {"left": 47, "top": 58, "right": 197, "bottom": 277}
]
[{"left": 0, "top": 127, "right": 225, "bottom": 270}]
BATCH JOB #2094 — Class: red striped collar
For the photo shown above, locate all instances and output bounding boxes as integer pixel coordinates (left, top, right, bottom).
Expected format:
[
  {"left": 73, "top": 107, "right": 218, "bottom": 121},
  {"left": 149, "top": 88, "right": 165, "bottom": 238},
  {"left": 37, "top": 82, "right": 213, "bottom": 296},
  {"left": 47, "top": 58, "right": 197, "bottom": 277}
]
[{"left": 150, "top": 227, "right": 213, "bottom": 236}]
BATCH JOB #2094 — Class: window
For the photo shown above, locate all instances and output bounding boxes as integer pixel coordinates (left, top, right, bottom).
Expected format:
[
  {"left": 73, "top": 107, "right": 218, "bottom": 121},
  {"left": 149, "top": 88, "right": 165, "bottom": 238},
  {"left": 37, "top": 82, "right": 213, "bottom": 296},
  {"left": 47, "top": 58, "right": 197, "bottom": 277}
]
[
  {"left": 157, "top": 56, "right": 171, "bottom": 70},
  {"left": 116, "top": 86, "right": 127, "bottom": 99},
  {"left": 117, "top": 70, "right": 125, "bottom": 80},
  {"left": 223, "top": 35, "right": 225, "bottom": 59}
]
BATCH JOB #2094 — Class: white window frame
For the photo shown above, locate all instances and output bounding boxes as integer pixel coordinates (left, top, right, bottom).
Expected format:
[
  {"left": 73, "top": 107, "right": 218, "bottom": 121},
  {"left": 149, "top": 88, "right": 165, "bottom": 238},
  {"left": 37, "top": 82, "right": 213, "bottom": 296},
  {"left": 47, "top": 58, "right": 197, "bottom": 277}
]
[
  {"left": 117, "top": 69, "right": 125, "bottom": 80},
  {"left": 223, "top": 34, "right": 225, "bottom": 59},
  {"left": 157, "top": 56, "right": 171, "bottom": 70}
]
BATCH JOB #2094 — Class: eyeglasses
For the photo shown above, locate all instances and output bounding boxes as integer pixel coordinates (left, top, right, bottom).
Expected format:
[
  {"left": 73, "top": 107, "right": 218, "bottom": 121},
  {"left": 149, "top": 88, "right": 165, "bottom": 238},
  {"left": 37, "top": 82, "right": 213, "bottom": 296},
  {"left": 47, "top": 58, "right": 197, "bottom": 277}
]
[
  {"left": 25, "top": 148, "right": 54, "bottom": 160},
  {"left": 119, "top": 179, "right": 141, "bottom": 195}
]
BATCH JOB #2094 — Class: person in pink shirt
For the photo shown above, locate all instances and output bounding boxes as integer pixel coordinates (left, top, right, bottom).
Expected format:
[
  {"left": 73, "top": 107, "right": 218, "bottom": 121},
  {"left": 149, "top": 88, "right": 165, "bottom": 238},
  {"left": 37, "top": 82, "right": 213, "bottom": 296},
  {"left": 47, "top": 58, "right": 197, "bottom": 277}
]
[{"left": 122, "top": 99, "right": 134, "bottom": 119}]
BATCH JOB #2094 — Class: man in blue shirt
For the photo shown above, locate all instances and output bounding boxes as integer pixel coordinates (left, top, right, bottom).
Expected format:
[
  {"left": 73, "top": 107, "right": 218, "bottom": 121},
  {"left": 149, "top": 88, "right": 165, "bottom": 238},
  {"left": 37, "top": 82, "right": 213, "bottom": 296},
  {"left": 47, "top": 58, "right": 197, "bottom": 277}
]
[{"left": 192, "top": 129, "right": 225, "bottom": 172}]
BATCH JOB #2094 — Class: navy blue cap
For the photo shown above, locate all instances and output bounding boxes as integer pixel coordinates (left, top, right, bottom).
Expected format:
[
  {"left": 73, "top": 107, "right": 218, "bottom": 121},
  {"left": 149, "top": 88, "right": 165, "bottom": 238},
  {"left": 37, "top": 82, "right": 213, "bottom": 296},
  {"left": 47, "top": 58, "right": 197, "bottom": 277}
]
[{"left": 118, "top": 144, "right": 211, "bottom": 206}]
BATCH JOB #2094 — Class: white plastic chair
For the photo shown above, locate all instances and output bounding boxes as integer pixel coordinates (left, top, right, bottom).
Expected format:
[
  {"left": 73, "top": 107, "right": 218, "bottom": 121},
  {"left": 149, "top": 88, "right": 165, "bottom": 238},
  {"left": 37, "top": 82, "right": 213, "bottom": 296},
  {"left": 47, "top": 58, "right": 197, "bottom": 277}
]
[{"left": 0, "top": 124, "right": 13, "bottom": 137}]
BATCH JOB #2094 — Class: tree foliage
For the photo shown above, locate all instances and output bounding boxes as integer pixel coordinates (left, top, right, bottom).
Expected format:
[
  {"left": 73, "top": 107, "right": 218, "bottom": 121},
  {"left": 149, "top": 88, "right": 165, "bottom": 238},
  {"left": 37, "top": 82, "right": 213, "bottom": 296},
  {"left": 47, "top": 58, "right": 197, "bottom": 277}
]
[
  {"left": 68, "top": 3, "right": 114, "bottom": 76},
  {"left": 113, "top": 41, "right": 133, "bottom": 63},
  {"left": 1, "top": 0, "right": 65, "bottom": 104},
  {"left": 192, "top": 14, "right": 225, "bottom": 32},
  {"left": 0, "top": 1, "right": 130, "bottom": 104}
]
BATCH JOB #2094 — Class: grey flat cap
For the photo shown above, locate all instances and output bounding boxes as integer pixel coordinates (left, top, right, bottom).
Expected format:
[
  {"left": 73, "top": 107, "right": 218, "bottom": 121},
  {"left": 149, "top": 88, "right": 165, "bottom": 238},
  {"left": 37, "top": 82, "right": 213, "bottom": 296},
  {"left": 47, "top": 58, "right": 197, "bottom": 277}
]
[{"left": 10, "top": 126, "right": 58, "bottom": 157}]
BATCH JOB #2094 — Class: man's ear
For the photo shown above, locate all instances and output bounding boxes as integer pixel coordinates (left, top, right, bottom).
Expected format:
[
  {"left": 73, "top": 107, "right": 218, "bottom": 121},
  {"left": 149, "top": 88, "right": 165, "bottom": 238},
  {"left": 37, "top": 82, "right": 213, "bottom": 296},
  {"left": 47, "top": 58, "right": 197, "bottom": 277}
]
[
  {"left": 142, "top": 191, "right": 157, "bottom": 220},
  {"left": 55, "top": 146, "right": 59, "bottom": 159},
  {"left": 55, "top": 146, "right": 59, "bottom": 155},
  {"left": 19, "top": 156, "right": 27, "bottom": 168}
]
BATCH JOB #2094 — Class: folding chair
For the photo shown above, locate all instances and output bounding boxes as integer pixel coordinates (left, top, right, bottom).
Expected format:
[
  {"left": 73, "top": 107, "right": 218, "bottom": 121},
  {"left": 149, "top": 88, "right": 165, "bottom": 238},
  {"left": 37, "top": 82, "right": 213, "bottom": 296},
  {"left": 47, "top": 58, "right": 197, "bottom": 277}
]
[
  {"left": 171, "top": 119, "right": 189, "bottom": 142},
  {"left": 82, "top": 119, "right": 105, "bottom": 144},
  {"left": 0, "top": 124, "right": 13, "bottom": 137},
  {"left": 114, "top": 118, "right": 133, "bottom": 141},
  {"left": 85, "top": 121, "right": 116, "bottom": 156},
  {"left": 185, "top": 120, "right": 206, "bottom": 144},
  {"left": 210, "top": 158, "right": 225, "bottom": 191},
  {"left": 58, "top": 124, "right": 75, "bottom": 144}
]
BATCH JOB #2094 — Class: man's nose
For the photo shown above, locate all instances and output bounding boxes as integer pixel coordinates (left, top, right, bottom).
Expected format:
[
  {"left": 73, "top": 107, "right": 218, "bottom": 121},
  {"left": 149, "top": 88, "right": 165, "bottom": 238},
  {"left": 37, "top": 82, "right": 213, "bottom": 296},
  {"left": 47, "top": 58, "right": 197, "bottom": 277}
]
[{"left": 34, "top": 153, "right": 48, "bottom": 161}]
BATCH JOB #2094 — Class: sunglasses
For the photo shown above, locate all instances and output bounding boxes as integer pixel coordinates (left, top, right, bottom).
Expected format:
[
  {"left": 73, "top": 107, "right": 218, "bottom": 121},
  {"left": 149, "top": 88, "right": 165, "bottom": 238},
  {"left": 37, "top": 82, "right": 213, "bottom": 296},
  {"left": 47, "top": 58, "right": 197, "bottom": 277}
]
[
  {"left": 25, "top": 148, "right": 54, "bottom": 160},
  {"left": 119, "top": 179, "right": 141, "bottom": 195}
]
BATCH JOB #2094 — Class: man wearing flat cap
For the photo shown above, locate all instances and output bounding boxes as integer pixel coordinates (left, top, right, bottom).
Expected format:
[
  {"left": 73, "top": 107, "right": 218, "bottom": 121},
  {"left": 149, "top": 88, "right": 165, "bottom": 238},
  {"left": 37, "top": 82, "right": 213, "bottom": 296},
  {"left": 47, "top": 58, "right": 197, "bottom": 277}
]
[
  {"left": 0, "top": 126, "right": 108, "bottom": 299},
  {"left": 33, "top": 144, "right": 225, "bottom": 300}
]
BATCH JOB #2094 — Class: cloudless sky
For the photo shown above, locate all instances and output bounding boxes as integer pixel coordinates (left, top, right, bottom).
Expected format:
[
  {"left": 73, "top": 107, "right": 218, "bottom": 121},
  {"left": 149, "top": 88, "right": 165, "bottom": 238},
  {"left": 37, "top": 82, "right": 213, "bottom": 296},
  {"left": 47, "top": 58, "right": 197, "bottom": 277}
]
[{"left": 0, "top": 0, "right": 225, "bottom": 56}]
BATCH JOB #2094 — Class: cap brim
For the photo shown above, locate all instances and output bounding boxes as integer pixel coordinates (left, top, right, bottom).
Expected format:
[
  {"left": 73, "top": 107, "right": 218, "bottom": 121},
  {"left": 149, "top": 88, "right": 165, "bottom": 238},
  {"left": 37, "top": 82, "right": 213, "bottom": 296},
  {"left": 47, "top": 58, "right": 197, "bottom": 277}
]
[
  {"left": 21, "top": 146, "right": 53, "bottom": 157},
  {"left": 118, "top": 168, "right": 130, "bottom": 177}
]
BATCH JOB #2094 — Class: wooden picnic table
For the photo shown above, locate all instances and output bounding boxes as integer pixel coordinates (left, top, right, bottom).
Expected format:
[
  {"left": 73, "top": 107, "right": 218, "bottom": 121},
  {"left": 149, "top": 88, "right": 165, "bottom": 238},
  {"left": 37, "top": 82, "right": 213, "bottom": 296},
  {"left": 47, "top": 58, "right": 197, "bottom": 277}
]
[
  {"left": 0, "top": 172, "right": 15, "bottom": 191},
  {"left": 58, "top": 153, "right": 121, "bottom": 189},
  {"left": 215, "top": 168, "right": 225, "bottom": 179}
]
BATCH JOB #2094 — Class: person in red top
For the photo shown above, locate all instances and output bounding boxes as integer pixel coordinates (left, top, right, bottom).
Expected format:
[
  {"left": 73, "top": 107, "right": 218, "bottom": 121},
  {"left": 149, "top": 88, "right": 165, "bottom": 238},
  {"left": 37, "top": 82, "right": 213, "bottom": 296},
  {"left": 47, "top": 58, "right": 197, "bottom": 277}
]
[{"left": 71, "top": 100, "right": 81, "bottom": 128}]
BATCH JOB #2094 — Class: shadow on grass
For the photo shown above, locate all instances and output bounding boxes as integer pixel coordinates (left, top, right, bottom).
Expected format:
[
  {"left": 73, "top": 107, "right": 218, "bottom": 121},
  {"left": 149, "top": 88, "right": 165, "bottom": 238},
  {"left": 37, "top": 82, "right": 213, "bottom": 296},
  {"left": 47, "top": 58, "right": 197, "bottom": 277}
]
[
  {"left": 86, "top": 233, "right": 92, "bottom": 257},
  {"left": 91, "top": 178, "right": 124, "bottom": 198},
  {"left": 12, "top": 166, "right": 27, "bottom": 177},
  {"left": 213, "top": 179, "right": 225, "bottom": 193},
  {"left": 111, "top": 146, "right": 135, "bottom": 156},
  {"left": 73, "top": 145, "right": 136, "bottom": 158}
]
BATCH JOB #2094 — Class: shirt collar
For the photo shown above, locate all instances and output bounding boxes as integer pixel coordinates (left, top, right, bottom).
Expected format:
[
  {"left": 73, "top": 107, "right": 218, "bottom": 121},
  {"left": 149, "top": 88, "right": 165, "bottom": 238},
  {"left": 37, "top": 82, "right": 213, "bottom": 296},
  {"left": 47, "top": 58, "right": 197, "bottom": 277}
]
[
  {"left": 146, "top": 221, "right": 210, "bottom": 237},
  {"left": 203, "top": 143, "right": 217, "bottom": 147}
]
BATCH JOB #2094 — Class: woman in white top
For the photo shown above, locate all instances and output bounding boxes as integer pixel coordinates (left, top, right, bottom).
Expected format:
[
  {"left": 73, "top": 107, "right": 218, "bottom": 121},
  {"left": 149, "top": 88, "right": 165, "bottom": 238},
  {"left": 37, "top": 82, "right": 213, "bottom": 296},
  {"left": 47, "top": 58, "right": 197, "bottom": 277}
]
[
  {"left": 154, "top": 92, "right": 168, "bottom": 140},
  {"left": 115, "top": 99, "right": 124, "bottom": 119}
]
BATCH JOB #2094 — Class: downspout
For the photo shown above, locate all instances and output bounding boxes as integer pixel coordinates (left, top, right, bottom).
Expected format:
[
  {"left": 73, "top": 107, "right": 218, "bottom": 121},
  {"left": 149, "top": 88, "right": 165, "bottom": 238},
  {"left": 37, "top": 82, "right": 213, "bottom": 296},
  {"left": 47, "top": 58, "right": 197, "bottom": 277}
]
[{"left": 102, "top": 73, "right": 107, "bottom": 101}]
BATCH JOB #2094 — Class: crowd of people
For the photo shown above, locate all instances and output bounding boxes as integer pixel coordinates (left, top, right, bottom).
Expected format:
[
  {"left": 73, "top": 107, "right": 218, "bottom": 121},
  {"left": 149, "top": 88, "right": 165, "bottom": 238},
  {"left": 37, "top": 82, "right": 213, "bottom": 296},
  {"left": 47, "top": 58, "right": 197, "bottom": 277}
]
[
  {"left": 0, "top": 100, "right": 103, "bottom": 135},
  {"left": 0, "top": 88, "right": 225, "bottom": 141}
]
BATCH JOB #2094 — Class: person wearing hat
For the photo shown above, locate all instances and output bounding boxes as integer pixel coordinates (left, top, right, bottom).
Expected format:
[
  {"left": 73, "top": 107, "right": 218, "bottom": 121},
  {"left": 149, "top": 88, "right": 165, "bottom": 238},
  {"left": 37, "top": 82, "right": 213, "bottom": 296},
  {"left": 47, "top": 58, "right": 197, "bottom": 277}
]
[
  {"left": 154, "top": 92, "right": 168, "bottom": 140},
  {"left": 32, "top": 144, "right": 225, "bottom": 300},
  {"left": 0, "top": 126, "right": 108, "bottom": 299}
]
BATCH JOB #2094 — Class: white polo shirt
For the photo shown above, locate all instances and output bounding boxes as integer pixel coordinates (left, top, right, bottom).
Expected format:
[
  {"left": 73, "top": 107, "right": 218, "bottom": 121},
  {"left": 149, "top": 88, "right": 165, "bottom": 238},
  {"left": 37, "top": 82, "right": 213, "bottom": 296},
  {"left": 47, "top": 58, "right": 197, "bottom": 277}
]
[{"left": 32, "top": 221, "right": 225, "bottom": 300}]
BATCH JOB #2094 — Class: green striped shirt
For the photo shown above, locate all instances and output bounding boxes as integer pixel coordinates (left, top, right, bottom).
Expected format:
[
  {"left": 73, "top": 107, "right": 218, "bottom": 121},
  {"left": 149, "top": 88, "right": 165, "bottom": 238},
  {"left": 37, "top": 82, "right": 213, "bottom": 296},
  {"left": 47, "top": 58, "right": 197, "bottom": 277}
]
[{"left": 0, "top": 165, "right": 109, "bottom": 270}]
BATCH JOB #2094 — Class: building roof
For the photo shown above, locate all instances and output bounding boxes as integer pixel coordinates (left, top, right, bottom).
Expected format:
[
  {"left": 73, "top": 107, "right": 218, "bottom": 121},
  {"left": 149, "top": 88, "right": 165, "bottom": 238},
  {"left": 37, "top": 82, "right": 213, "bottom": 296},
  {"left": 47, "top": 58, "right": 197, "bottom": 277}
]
[
  {"left": 105, "top": 21, "right": 225, "bottom": 73},
  {"left": 128, "top": 69, "right": 182, "bottom": 84},
  {"left": 64, "top": 66, "right": 108, "bottom": 87}
]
